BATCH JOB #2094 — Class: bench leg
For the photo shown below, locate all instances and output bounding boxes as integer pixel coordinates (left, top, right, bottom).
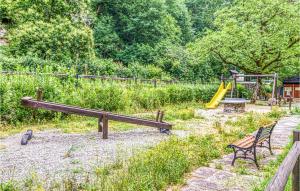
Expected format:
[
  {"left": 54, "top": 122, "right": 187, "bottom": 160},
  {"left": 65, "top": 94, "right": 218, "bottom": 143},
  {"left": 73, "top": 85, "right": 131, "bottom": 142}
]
[
  {"left": 268, "top": 138, "right": 273, "bottom": 155},
  {"left": 231, "top": 149, "right": 237, "bottom": 166},
  {"left": 253, "top": 148, "right": 259, "bottom": 169}
]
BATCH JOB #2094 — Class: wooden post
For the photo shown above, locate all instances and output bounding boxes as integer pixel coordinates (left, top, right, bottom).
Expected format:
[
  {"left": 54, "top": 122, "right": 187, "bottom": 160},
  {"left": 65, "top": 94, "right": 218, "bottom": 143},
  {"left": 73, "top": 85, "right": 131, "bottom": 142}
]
[
  {"left": 36, "top": 88, "right": 43, "bottom": 101},
  {"left": 98, "top": 115, "right": 103, "bottom": 132},
  {"left": 102, "top": 113, "right": 108, "bottom": 139},
  {"left": 293, "top": 130, "right": 300, "bottom": 191},
  {"left": 153, "top": 79, "right": 157, "bottom": 88},
  {"left": 159, "top": 111, "right": 164, "bottom": 122},
  {"left": 33, "top": 88, "right": 43, "bottom": 119},
  {"left": 84, "top": 64, "right": 88, "bottom": 75},
  {"left": 271, "top": 73, "right": 277, "bottom": 100},
  {"left": 156, "top": 110, "right": 160, "bottom": 122},
  {"left": 289, "top": 97, "right": 293, "bottom": 111}
]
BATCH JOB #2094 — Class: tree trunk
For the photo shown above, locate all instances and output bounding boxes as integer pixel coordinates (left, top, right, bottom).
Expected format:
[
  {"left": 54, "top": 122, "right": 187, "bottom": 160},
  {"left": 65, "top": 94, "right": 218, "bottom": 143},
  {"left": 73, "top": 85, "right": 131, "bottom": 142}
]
[{"left": 251, "top": 78, "right": 263, "bottom": 103}]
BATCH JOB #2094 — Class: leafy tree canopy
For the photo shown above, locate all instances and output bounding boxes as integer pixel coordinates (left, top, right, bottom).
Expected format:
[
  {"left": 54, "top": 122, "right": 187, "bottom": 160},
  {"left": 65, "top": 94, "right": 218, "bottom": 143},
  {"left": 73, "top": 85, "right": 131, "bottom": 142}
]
[
  {"left": 1, "top": 0, "right": 91, "bottom": 24},
  {"left": 186, "top": 0, "right": 231, "bottom": 35},
  {"left": 190, "top": 0, "right": 300, "bottom": 75},
  {"left": 8, "top": 19, "right": 94, "bottom": 61},
  {"left": 92, "top": 0, "right": 196, "bottom": 64}
]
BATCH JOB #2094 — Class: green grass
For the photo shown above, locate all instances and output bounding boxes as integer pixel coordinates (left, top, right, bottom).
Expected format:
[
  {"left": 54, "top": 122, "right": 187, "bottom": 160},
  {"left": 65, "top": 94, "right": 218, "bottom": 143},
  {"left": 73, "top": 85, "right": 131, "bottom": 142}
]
[{"left": 291, "top": 107, "right": 300, "bottom": 115}]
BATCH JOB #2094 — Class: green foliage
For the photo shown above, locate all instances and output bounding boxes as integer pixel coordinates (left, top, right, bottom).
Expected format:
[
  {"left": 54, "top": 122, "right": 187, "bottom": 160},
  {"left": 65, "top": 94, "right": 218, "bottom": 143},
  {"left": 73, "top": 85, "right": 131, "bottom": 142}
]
[
  {"left": 93, "top": 16, "right": 122, "bottom": 58},
  {"left": 236, "top": 84, "right": 252, "bottom": 99},
  {"left": 191, "top": 0, "right": 300, "bottom": 74},
  {"left": 8, "top": 19, "right": 94, "bottom": 61},
  {"left": 291, "top": 107, "right": 300, "bottom": 115},
  {"left": 0, "top": 55, "right": 170, "bottom": 79},
  {"left": 165, "top": 0, "right": 194, "bottom": 43},
  {"left": 91, "top": 0, "right": 195, "bottom": 65},
  {"left": 93, "top": 0, "right": 180, "bottom": 45},
  {"left": 0, "top": 74, "right": 217, "bottom": 124},
  {"left": 1, "top": 0, "right": 91, "bottom": 24},
  {"left": 0, "top": 181, "right": 17, "bottom": 191},
  {"left": 186, "top": 0, "right": 231, "bottom": 35}
]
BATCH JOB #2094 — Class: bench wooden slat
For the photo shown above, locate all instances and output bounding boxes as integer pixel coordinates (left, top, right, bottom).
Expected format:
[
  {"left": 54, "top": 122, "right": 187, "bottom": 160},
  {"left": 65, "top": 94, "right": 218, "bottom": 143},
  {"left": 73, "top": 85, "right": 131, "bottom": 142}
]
[
  {"left": 228, "top": 121, "right": 277, "bottom": 168},
  {"left": 233, "top": 135, "right": 255, "bottom": 148}
]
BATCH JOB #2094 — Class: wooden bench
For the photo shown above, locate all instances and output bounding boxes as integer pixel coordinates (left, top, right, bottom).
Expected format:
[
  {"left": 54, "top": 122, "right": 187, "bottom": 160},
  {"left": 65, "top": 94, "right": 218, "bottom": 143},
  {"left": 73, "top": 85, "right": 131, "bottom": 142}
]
[{"left": 228, "top": 121, "right": 277, "bottom": 168}]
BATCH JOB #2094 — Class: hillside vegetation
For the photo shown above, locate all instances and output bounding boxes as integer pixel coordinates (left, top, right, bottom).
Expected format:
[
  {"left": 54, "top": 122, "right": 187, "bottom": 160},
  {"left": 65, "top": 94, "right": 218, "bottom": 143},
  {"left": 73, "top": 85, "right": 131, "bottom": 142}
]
[{"left": 0, "top": 0, "right": 298, "bottom": 81}]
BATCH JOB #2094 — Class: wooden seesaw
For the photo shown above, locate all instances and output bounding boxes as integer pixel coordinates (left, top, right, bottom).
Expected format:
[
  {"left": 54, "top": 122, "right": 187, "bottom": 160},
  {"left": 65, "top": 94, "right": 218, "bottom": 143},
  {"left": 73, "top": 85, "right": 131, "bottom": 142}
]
[{"left": 21, "top": 97, "right": 172, "bottom": 139}]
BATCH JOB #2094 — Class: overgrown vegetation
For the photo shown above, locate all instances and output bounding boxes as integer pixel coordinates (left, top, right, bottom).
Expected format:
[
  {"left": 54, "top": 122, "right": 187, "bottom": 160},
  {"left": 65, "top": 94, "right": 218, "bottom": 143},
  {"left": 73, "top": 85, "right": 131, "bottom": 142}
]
[{"left": 0, "top": 74, "right": 217, "bottom": 125}]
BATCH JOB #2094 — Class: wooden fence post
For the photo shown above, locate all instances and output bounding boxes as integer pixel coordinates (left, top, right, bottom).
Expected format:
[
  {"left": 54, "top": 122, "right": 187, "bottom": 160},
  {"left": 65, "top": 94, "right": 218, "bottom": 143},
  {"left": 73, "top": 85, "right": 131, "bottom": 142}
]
[
  {"left": 153, "top": 79, "right": 157, "bottom": 88},
  {"left": 84, "top": 64, "right": 88, "bottom": 75},
  {"left": 289, "top": 97, "right": 293, "bottom": 111},
  {"left": 33, "top": 87, "right": 43, "bottom": 119},
  {"left": 102, "top": 113, "right": 108, "bottom": 139},
  {"left": 98, "top": 115, "right": 103, "bottom": 132},
  {"left": 293, "top": 130, "right": 300, "bottom": 191},
  {"left": 36, "top": 88, "right": 43, "bottom": 101},
  {"left": 156, "top": 110, "right": 160, "bottom": 122},
  {"left": 159, "top": 111, "right": 164, "bottom": 122}
]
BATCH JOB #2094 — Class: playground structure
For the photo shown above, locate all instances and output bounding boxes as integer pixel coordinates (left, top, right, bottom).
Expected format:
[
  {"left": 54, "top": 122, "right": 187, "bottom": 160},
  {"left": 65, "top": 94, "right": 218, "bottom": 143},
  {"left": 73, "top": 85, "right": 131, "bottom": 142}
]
[
  {"left": 21, "top": 97, "right": 172, "bottom": 139},
  {"left": 206, "top": 82, "right": 232, "bottom": 109},
  {"left": 206, "top": 72, "right": 278, "bottom": 109}
]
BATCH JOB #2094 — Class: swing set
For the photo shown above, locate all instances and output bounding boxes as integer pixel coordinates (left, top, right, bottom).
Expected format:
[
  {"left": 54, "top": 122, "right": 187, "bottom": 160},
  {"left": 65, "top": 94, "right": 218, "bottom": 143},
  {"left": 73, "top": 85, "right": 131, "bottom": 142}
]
[{"left": 206, "top": 71, "right": 278, "bottom": 109}]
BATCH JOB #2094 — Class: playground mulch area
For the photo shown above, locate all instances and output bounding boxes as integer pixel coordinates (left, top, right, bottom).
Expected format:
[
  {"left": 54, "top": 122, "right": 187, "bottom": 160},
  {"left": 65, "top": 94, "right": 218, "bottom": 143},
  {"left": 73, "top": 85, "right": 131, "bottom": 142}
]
[{"left": 0, "top": 128, "right": 171, "bottom": 185}]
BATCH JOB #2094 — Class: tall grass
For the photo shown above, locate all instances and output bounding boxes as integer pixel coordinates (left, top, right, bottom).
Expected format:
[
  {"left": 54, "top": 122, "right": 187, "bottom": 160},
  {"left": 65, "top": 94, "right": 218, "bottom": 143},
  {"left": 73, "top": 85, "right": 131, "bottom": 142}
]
[{"left": 0, "top": 74, "right": 218, "bottom": 124}]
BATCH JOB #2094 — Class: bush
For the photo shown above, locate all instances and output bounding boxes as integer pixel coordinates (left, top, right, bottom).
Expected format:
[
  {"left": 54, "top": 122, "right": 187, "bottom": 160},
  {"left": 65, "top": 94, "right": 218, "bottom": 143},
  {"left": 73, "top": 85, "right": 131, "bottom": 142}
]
[
  {"left": 0, "top": 55, "right": 170, "bottom": 79},
  {"left": 8, "top": 19, "right": 94, "bottom": 61},
  {"left": 236, "top": 84, "right": 252, "bottom": 99},
  {"left": 0, "top": 74, "right": 218, "bottom": 124}
]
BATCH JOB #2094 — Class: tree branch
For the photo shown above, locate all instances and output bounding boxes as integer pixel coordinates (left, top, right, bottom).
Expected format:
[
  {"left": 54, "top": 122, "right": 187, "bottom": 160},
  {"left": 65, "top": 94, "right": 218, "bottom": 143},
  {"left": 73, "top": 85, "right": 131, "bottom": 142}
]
[
  {"left": 212, "top": 50, "right": 257, "bottom": 73},
  {"left": 262, "top": 52, "right": 281, "bottom": 71},
  {"left": 287, "top": 37, "right": 300, "bottom": 49}
]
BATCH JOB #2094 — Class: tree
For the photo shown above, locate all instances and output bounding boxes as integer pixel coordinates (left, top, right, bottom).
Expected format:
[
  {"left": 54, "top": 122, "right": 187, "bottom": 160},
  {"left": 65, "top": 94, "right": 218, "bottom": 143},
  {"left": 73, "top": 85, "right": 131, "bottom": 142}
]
[
  {"left": 8, "top": 19, "right": 95, "bottom": 61},
  {"left": 165, "top": 0, "right": 194, "bottom": 43},
  {"left": 191, "top": 0, "right": 300, "bottom": 75},
  {"left": 185, "top": 0, "right": 231, "bottom": 35},
  {"left": 2, "top": 0, "right": 91, "bottom": 24},
  {"left": 92, "top": 0, "right": 183, "bottom": 64},
  {"left": 93, "top": 16, "right": 122, "bottom": 58}
]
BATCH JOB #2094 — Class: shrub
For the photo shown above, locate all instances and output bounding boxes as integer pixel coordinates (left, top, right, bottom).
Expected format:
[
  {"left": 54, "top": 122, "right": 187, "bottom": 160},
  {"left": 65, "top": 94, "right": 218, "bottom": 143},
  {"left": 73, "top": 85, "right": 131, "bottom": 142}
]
[
  {"left": 0, "top": 74, "right": 218, "bottom": 124},
  {"left": 291, "top": 107, "right": 300, "bottom": 115},
  {"left": 8, "top": 19, "right": 94, "bottom": 61},
  {"left": 236, "top": 84, "right": 252, "bottom": 99}
]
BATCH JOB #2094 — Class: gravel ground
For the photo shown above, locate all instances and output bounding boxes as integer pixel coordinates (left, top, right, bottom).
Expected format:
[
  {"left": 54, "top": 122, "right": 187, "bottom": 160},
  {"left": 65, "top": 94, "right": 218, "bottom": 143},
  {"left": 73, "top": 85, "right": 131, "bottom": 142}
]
[{"left": 0, "top": 128, "right": 172, "bottom": 185}]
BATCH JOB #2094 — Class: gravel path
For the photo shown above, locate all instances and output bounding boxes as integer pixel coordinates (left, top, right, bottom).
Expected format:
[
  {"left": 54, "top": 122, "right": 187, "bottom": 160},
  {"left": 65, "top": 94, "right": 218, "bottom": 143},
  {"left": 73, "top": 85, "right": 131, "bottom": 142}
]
[{"left": 0, "top": 128, "right": 170, "bottom": 184}]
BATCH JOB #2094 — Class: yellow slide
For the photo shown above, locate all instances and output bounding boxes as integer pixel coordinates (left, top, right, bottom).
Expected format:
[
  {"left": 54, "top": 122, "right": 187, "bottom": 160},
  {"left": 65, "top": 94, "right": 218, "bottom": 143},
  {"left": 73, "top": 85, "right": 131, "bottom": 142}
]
[{"left": 206, "top": 82, "right": 232, "bottom": 109}]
